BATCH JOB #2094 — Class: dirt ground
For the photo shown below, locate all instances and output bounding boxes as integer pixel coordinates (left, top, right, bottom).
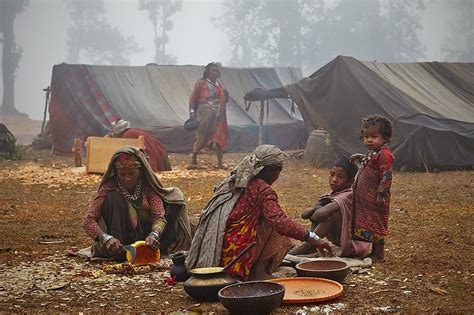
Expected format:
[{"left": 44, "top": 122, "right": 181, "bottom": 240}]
[
  {"left": 0, "top": 114, "right": 43, "bottom": 145},
  {"left": 0, "top": 147, "right": 473, "bottom": 313}
]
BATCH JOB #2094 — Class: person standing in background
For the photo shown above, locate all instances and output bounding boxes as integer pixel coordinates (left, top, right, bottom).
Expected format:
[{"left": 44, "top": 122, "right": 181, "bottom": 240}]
[{"left": 187, "top": 62, "right": 228, "bottom": 169}]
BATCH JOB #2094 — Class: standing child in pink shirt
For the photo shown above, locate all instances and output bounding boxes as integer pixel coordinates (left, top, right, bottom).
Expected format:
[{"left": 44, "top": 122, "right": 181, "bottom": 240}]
[{"left": 350, "top": 115, "right": 394, "bottom": 262}]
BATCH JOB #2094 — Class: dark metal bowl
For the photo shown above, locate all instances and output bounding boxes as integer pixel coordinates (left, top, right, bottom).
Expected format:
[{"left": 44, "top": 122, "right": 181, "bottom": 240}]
[
  {"left": 218, "top": 281, "right": 285, "bottom": 314},
  {"left": 183, "top": 270, "right": 237, "bottom": 302},
  {"left": 295, "top": 260, "right": 350, "bottom": 283}
]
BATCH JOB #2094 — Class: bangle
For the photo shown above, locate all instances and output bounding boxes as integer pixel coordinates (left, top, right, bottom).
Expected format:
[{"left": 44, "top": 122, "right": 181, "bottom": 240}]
[
  {"left": 304, "top": 230, "right": 317, "bottom": 241},
  {"left": 101, "top": 233, "right": 113, "bottom": 244},
  {"left": 148, "top": 231, "right": 160, "bottom": 241},
  {"left": 304, "top": 230, "right": 310, "bottom": 241},
  {"left": 308, "top": 231, "right": 320, "bottom": 242},
  {"left": 189, "top": 109, "right": 195, "bottom": 114}
]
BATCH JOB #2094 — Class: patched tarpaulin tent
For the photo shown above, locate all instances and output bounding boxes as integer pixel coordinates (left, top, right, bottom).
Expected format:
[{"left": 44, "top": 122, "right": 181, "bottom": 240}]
[
  {"left": 284, "top": 56, "right": 474, "bottom": 170},
  {"left": 49, "top": 64, "right": 306, "bottom": 155}
]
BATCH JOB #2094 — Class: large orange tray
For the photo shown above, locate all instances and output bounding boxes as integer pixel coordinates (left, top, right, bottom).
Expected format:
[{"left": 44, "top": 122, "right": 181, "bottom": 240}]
[{"left": 269, "top": 277, "right": 343, "bottom": 304}]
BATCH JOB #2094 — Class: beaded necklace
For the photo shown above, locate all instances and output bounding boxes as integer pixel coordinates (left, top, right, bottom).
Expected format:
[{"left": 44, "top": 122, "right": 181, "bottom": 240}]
[
  {"left": 361, "top": 150, "right": 378, "bottom": 165},
  {"left": 118, "top": 177, "right": 142, "bottom": 201}
]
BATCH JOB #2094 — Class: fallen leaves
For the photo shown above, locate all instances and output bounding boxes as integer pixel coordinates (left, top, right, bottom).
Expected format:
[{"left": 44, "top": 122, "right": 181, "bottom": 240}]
[
  {"left": 0, "top": 163, "right": 230, "bottom": 188},
  {"left": 158, "top": 165, "right": 228, "bottom": 180},
  {"left": 0, "top": 163, "right": 101, "bottom": 188},
  {"left": 426, "top": 280, "right": 449, "bottom": 295},
  {"left": 0, "top": 253, "right": 173, "bottom": 309},
  {"left": 1, "top": 151, "right": 473, "bottom": 313},
  {"left": 102, "top": 263, "right": 151, "bottom": 275}
]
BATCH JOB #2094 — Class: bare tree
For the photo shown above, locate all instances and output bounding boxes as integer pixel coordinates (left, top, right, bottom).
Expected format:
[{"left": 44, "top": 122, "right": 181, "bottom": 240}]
[
  {"left": 67, "top": 0, "right": 141, "bottom": 65},
  {"left": 0, "top": 0, "right": 29, "bottom": 115},
  {"left": 380, "top": 0, "right": 426, "bottom": 61},
  {"left": 138, "top": 0, "right": 182, "bottom": 64},
  {"left": 216, "top": 0, "right": 425, "bottom": 71},
  {"left": 441, "top": 2, "right": 474, "bottom": 62},
  {"left": 216, "top": 0, "right": 310, "bottom": 68},
  {"left": 214, "top": 0, "right": 265, "bottom": 67}
]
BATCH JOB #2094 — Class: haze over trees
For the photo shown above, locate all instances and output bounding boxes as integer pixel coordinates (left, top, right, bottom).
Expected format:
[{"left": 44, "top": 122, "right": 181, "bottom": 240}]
[
  {"left": 0, "top": 0, "right": 472, "bottom": 119},
  {"left": 66, "top": 0, "right": 141, "bottom": 65},
  {"left": 0, "top": 0, "right": 29, "bottom": 115},
  {"left": 217, "top": 0, "right": 426, "bottom": 71},
  {"left": 138, "top": 0, "right": 183, "bottom": 64},
  {"left": 440, "top": 2, "right": 473, "bottom": 62}
]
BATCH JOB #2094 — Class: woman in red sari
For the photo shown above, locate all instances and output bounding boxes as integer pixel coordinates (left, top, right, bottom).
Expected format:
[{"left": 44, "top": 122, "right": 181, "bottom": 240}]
[
  {"left": 187, "top": 62, "right": 228, "bottom": 169},
  {"left": 82, "top": 146, "right": 191, "bottom": 259},
  {"left": 187, "top": 145, "right": 333, "bottom": 280}
]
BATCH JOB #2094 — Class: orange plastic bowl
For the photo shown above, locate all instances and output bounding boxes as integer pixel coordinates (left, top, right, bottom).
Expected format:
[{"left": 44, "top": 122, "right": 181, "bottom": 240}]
[{"left": 127, "top": 240, "right": 160, "bottom": 265}]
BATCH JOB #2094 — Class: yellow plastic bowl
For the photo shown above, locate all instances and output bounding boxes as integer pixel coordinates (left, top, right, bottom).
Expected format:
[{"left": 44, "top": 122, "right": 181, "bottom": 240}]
[{"left": 126, "top": 240, "right": 160, "bottom": 265}]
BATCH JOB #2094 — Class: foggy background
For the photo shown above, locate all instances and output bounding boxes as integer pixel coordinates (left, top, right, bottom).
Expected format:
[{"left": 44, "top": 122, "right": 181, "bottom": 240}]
[{"left": 1, "top": 0, "right": 472, "bottom": 120}]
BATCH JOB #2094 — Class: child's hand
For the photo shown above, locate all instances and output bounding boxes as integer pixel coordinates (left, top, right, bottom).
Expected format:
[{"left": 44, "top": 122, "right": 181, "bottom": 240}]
[
  {"left": 349, "top": 153, "right": 364, "bottom": 164},
  {"left": 376, "top": 193, "right": 385, "bottom": 207}
]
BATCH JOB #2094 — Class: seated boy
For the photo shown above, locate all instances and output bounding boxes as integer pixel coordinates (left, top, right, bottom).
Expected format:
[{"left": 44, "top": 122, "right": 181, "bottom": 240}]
[{"left": 289, "top": 156, "right": 371, "bottom": 257}]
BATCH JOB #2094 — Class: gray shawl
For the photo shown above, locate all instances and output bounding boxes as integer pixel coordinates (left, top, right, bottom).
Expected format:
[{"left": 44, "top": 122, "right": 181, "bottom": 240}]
[{"left": 186, "top": 145, "right": 285, "bottom": 269}]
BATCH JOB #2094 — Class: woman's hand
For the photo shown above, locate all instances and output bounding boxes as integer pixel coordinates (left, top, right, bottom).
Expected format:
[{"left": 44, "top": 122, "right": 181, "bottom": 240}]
[
  {"left": 106, "top": 237, "right": 122, "bottom": 254},
  {"left": 349, "top": 153, "right": 364, "bottom": 164},
  {"left": 307, "top": 237, "right": 335, "bottom": 257},
  {"left": 223, "top": 89, "right": 229, "bottom": 103},
  {"left": 146, "top": 234, "right": 160, "bottom": 251}
]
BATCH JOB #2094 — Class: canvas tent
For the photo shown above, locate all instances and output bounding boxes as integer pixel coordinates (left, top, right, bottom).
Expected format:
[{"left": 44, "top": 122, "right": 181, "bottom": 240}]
[
  {"left": 284, "top": 56, "right": 474, "bottom": 170},
  {"left": 49, "top": 64, "right": 306, "bottom": 155}
]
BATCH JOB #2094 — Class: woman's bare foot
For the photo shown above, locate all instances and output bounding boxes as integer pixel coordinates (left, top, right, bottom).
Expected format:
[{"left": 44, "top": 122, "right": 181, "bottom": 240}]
[
  {"left": 249, "top": 271, "right": 274, "bottom": 281},
  {"left": 249, "top": 260, "right": 274, "bottom": 280}
]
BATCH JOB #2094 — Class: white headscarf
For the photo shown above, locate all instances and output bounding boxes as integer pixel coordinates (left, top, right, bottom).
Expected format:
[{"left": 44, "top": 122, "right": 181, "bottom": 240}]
[
  {"left": 186, "top": 144, "right": 285, "bottom": 269},
  {"left": 111, "top": 119, "right": 130, "bottom": 136},
  {"left": 233, "top": 144, "right": 285, "bottom": 188}
]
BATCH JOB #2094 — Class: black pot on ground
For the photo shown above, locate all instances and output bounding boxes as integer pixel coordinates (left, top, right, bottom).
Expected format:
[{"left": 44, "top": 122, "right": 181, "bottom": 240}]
[{"left": 170, "top": 252, "right": 189, "bottom": 282}]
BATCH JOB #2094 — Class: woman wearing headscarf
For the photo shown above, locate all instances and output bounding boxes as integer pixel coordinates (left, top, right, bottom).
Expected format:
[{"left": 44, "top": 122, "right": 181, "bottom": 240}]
[
  {"left": 186, "top": 145, "right": 333, "bottom": 280},
  {"left": 110, "top": 119, "right": 172, "bottom": 172},
  {"left": 82, "top": 146, "right": 192, "bottom": 259},
  {"left": 188, "top": 62, "right": 228, "bottom": 169}
]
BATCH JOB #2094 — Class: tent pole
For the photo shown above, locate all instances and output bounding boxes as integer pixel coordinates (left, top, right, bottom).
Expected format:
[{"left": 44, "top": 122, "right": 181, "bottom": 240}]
[
  {"left": 259, "top": 100, "right": 264, "bottom": 145},
  {"left": 41, "top": 86, "right": 51, "bottom": 136}
]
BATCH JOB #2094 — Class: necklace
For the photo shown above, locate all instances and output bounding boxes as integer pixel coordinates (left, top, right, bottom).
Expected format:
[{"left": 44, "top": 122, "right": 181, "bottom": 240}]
[
  {"left": 361, "top": 150, "right": 378, "bottom": 165},
  {"left": 118, "top": 177, "right": 142, "bottom": 201}
]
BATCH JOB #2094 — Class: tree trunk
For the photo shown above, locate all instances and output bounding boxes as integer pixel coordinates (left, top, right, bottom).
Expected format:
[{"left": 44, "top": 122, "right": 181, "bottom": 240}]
[
  {"left": 258, "top": 100, "right": 264, "bottom": 145},
  {"left": 1, "top": 11, "right": 19, "bottom": 115},
  {"left": 278, "top": 18, "right": 291, "bottom": 66}
]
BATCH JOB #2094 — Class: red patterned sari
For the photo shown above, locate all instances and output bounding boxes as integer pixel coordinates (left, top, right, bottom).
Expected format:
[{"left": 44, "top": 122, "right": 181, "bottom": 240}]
[
  {"left": 352, "top": 146, "right": 394, "bottom": 244},
  {"left": 189, "top": 78, "right": 228, "bottom": 150},
  {"left": 220, "top": 178, "right": 306, "bottom": 280}
]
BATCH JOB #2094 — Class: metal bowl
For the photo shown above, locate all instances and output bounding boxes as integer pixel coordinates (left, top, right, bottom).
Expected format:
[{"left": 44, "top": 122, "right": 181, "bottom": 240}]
[
  {"left": 295, "top": 260, "right": 350, "bottom": 283},
  {"left": 218, "top": 281, "right": 285, "bottom": 314}
]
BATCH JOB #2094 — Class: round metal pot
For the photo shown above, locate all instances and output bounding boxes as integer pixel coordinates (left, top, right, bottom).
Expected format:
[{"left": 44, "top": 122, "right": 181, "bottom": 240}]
[
  {"left": 184, "top": 242, "right": 256, "bottom": 301},
  {"left": 183, "top": 267, "right": 237, "bottom": 301}
]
